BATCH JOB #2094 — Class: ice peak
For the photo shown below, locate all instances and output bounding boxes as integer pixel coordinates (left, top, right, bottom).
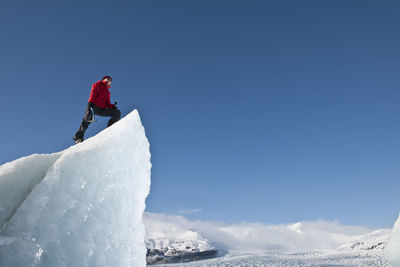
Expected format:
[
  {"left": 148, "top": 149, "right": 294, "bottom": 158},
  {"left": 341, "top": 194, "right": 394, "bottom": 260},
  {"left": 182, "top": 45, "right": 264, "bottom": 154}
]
[{"left": 0, "top": 110, "right": 151, "bottom": 267}]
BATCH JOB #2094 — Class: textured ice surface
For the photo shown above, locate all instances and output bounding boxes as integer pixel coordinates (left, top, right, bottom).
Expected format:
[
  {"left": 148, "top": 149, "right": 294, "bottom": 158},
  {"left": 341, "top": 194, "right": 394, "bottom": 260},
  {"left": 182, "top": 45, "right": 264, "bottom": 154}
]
[
  {"left": 384, "top": 213, "right": 400, "bottom": 266},
  {"left": 0, "top": 110, "right": 151, "bottom": 267},
  {"left": 0, "top": 153, "right": 61, "bottom": 229},
  {"left": 165, "top": 250, "right": 392, "bottom": 267}
]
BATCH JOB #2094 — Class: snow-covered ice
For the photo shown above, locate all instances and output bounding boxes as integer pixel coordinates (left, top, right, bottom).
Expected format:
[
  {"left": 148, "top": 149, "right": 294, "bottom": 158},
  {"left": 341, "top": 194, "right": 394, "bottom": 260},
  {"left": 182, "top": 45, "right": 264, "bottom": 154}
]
[
  {"left": 385, "top": 213, "right": 400, "bottom": 266},
  {"left": 0, "top": 110, "right": 151, "bottom": 267},
  {"left": 164, "top": 250, "right": 392, "bottom": 267},
  {"left": 0, "top": 153, "right": 61, "bottom": 229}
]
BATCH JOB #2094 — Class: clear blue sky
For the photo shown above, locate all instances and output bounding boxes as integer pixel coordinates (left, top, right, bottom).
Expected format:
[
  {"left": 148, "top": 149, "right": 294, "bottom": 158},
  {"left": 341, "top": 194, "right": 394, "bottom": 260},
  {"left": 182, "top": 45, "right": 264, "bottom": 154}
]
[{"left": 1, "top": 0, "right": 400, "bottom": 228}]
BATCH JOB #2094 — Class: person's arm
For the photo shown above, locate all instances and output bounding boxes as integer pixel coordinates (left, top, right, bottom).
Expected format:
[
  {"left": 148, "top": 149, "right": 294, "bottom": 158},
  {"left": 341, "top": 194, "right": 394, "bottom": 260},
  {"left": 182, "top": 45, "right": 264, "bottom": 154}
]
[
  {"left": 88, "top": 82, "right": 101, "bottom": 104},
  {"left": 105, "top": 90, "right": 114, "bottom": 109}
]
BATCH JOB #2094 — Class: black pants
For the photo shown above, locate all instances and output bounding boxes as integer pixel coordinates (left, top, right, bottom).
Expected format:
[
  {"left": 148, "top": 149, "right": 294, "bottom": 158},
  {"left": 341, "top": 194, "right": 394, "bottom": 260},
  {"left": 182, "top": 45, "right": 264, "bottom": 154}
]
[{"left": 74, "top": 103, "right": 121, "bottom": 140}]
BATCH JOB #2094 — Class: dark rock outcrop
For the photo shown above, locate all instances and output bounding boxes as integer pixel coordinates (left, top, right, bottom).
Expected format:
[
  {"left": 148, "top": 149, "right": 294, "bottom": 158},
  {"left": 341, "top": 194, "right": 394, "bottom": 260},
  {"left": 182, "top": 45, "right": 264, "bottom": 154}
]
[{"left": 146, "top": 248, "right": 218, "bottom": 265}]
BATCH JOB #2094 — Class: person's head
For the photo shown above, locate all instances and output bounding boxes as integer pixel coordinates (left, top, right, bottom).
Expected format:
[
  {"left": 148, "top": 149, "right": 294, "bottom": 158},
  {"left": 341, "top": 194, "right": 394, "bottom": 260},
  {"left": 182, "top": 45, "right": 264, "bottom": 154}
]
[{"left": 102, "top": 75, "right": 112, "bottom": 86}]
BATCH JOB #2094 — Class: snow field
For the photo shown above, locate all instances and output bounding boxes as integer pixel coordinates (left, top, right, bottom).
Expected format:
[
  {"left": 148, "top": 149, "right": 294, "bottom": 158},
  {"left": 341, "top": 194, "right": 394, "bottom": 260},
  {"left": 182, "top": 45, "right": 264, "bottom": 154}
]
[{"left": 165, "top": 250, "right": 392, "bottom": 267}]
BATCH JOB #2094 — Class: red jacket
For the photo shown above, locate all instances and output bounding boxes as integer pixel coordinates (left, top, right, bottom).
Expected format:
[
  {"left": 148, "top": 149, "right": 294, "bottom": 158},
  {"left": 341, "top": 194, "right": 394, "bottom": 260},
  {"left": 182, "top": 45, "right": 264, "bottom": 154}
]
[{"left": 88, "top": 80, "right": 114, "bottom": 109}]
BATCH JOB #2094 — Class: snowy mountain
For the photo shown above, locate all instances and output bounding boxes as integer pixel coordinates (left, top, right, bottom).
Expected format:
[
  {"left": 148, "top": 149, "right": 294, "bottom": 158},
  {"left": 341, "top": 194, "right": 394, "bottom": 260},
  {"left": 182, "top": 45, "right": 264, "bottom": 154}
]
[
  {"left": 143, "top": 212, "right": 395, "bottom": 265},
  {"left": 144, "top": 213, "right": 390, "bottom": 252},
  {"left": 144, "top": 213, "right": 217, "bottom": 264},
  {"left": 0, "top": 110, "right": 151, "bottom": 266},
  {"left": 338, "top": 229, "right": 389, "bottom": 251}
]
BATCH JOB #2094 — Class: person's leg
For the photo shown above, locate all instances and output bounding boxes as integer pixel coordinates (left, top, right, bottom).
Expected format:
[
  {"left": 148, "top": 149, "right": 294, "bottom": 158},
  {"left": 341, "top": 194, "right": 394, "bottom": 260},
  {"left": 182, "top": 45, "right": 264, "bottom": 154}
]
[
  {"left": 107, "top": 109, "right": 121, "bottom": 127},
  {"left": 73, "top": 104, "right": 92, "bottom": 141},
  {"left": 92, "top": 106, "right": 121, "bottom": 127}
]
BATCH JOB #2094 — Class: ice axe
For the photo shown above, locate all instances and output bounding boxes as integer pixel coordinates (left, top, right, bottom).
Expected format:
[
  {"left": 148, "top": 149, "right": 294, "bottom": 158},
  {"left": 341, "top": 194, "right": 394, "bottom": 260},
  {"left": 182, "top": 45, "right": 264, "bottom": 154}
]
[{"left": 87, "top": 107, "right": 96, "bottom": 122}]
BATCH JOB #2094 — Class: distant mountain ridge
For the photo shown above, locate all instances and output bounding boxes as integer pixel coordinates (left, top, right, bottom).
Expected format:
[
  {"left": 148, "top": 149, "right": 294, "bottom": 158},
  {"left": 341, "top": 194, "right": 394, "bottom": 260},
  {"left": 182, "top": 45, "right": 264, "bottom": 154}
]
[{"left": 144, "top": 212, "right": 395, "bottom": 265}]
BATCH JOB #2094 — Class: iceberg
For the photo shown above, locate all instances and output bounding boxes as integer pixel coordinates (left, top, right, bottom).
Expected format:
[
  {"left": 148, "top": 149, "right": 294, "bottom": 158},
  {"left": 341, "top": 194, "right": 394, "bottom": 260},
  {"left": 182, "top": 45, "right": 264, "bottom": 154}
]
[
  {"left": 0, "top": 110, "right": 151, "bottom": 267},
  {"left": 384, "top": 213, "right": 400, "bottom": 266}
]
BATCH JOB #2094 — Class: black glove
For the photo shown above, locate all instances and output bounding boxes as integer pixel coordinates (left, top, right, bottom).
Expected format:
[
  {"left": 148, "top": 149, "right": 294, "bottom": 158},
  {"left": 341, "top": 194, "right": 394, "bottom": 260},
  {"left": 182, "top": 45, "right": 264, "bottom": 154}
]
[
  {"left": 113, "top": 102, "right": 118, "bottom": 109},
  {"left": 88, "top": 102, "right": 94, "bottom": 108}
]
